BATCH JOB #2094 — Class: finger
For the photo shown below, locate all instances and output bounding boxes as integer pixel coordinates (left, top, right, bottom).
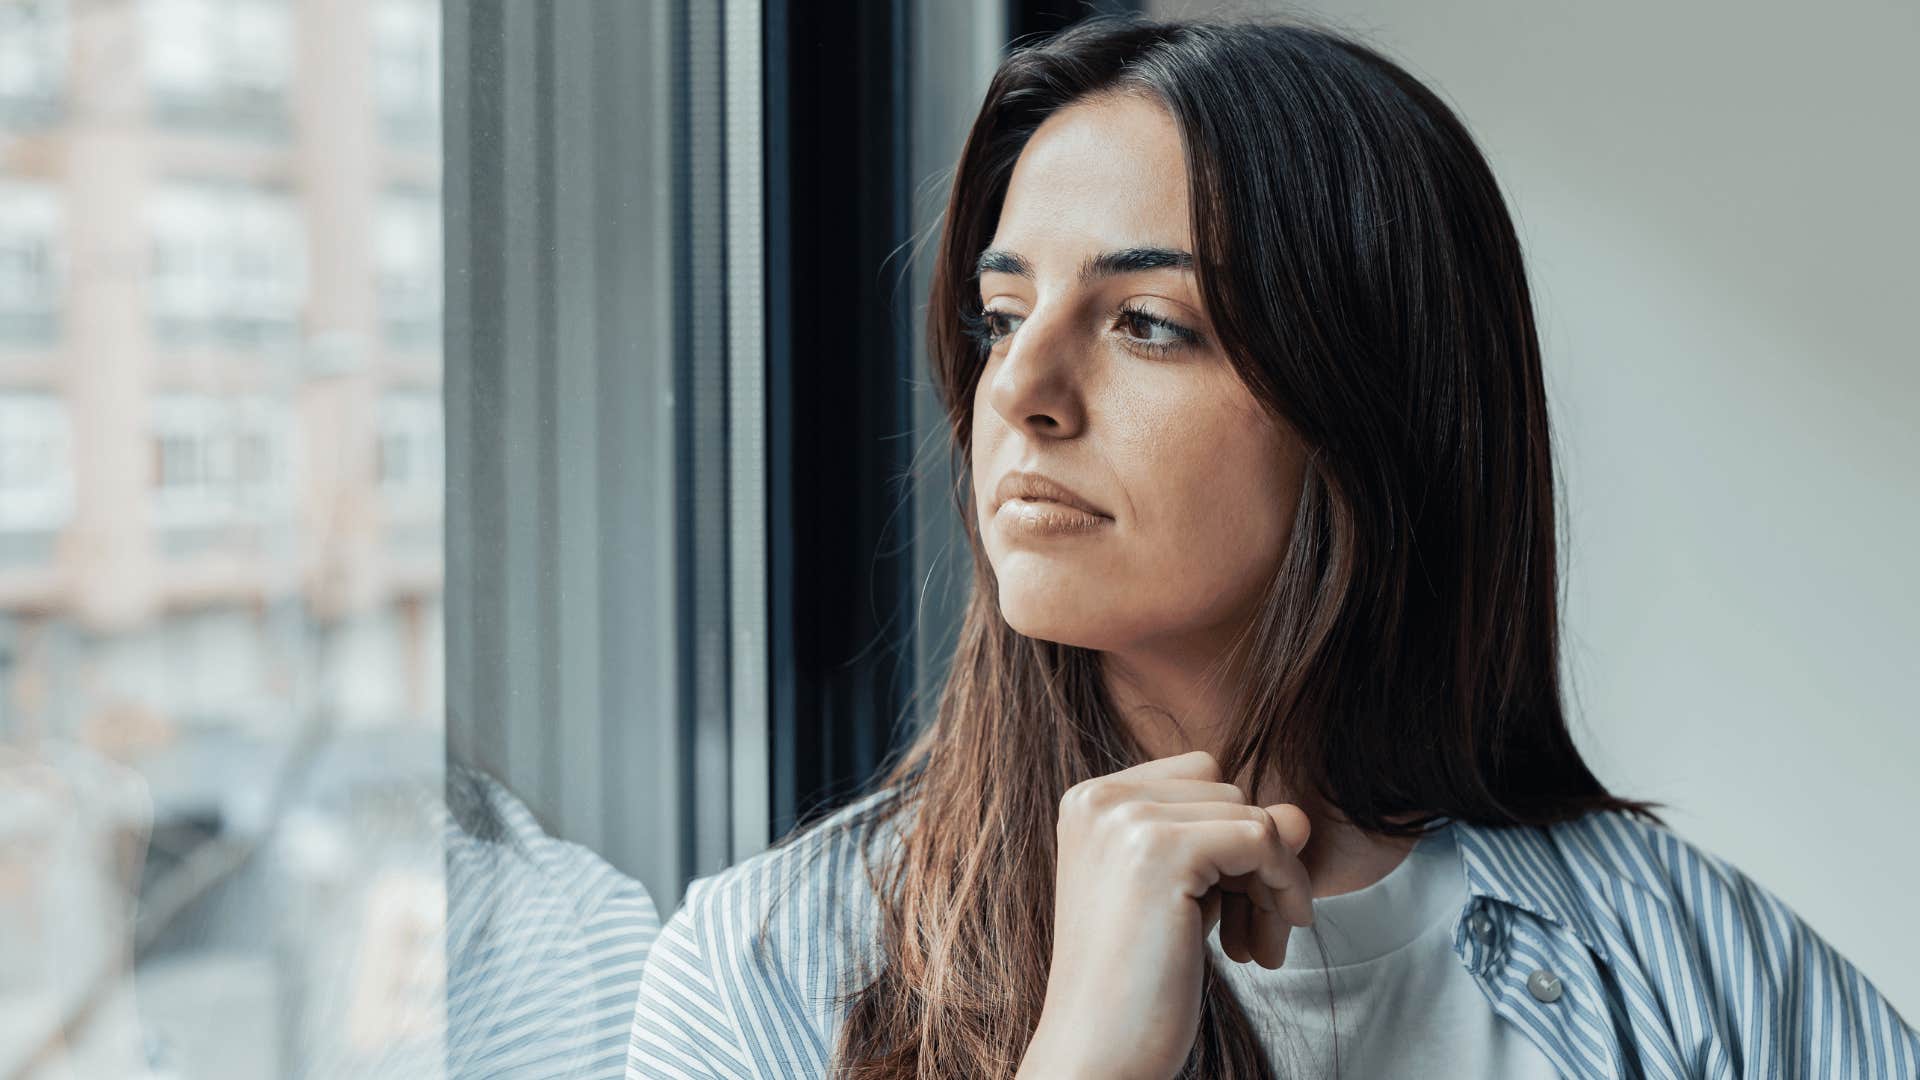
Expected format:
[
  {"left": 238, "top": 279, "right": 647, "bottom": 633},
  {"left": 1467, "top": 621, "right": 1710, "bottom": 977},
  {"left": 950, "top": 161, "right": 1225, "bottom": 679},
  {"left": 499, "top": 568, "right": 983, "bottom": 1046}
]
[
  {"left": 1109, "top": 749, "right": 1222, "bottom": 783},
  {"left": 1115, "top": 778, "right": 1250, "bottom": 806},
  {"left": 1199, "top": 885, "right": 1223, "bottom": 939},
  {"left": 1180, "top": 817, "right": 1315, "bottom": 927},
  {"left": 1249, "top": 884, "right": 1294, "bottom": 969},
  {"left": 1230, "top": 859, "right": 1301, "bottom": 968},
  {"left": 1128, "top": 801, "right": 1273, "bottom": 825},
  {"left": 1263, "top": 805, "right": 1315, "bottom": 926},
  {"left": 1216, "top": 873, "right": 1283, "bottom": 968},
  {"left": 1062, "top": 784, "right": 1245, "bottom": 827},
  {"left": 1220, "top": 891, "right": 1253, "bottom": 964},
  {"left": 1220, "top": 870, "right": 1279, "bottom": 915},
  {"left": 1264, "top": 803, "right": 1313, "bottom": 855}
]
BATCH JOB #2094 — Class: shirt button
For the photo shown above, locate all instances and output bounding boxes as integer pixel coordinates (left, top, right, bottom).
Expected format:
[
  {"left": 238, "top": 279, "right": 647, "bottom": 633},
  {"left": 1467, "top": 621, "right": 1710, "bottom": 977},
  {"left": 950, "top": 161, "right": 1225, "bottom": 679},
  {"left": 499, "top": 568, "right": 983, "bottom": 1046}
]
[
  {"left": 1470, "top": 913, "right": 1494, "bottom": 941},
  {"left": 1526, "top": 968, "right": 1564, "bottom": 1003}
]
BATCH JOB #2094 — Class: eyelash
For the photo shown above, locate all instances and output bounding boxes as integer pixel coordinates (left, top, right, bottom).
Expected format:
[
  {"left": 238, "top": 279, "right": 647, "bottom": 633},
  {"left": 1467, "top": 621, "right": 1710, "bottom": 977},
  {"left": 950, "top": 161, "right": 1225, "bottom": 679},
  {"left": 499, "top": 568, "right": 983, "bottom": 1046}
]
[{"left": 959, "top": 302, "right": 1203, "bottom": 358}]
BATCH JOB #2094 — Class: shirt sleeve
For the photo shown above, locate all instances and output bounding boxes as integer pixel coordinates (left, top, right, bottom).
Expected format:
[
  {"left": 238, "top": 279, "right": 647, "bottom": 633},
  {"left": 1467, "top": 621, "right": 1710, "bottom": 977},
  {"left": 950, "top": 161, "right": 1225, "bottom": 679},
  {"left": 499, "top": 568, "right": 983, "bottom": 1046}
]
[
  {"left": 625, "top": 877, "right": 755, "bottom": 1080},
  {"left": 1708, "top": 854, "right": 1920, "bottom": 1077},
  {"left": 625, "top": 794, "right": 896, "bottom": 1079}
]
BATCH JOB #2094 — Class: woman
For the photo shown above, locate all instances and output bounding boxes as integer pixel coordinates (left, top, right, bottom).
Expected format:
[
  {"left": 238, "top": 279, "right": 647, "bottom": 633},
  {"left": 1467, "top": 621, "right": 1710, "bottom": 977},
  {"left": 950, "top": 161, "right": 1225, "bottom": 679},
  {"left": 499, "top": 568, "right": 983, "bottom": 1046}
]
[{"left": 628, "top": 14, "right": 1918, "bottom": 1079}]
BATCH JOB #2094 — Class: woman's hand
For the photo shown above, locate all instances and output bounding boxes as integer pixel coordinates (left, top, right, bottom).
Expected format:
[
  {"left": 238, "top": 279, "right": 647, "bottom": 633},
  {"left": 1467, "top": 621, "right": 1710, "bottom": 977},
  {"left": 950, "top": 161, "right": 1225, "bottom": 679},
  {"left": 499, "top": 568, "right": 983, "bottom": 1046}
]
[{"left": 1015, "top": 750, "right": 1315, "bottom": 1080}]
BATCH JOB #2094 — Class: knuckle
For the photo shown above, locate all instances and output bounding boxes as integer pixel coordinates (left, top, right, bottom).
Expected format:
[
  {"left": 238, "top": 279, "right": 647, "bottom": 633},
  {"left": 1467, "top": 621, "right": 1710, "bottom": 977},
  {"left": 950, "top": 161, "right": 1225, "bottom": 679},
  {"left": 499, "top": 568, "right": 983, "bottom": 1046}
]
[
  {"left": 1118, "top": 819, "right": 1171, "bottom": 864},
  {"left": 1246, "top": 805, "right": 1278, "bottom": 838},
  {"left": 1108, "top": 798, "right": 1152, "bottom": 829},
  {"left": 1058, "top": 780, "right": 1100, "bottom": 820}
]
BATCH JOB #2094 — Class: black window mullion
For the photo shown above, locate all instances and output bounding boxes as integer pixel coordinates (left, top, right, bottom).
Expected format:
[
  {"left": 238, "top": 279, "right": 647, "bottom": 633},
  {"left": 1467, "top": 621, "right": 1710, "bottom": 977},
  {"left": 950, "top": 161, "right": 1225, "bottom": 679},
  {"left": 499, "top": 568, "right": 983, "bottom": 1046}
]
[{"left": 764, "top": 0, "right": 921, "bottom": 838}]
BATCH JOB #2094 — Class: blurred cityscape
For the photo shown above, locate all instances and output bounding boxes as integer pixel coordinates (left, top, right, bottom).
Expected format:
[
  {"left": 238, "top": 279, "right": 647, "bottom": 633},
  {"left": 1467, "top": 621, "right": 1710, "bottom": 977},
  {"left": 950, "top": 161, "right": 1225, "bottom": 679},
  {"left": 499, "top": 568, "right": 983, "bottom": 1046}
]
[{"left": 0, "top": 0, "right": 448, "bottom": 1076}]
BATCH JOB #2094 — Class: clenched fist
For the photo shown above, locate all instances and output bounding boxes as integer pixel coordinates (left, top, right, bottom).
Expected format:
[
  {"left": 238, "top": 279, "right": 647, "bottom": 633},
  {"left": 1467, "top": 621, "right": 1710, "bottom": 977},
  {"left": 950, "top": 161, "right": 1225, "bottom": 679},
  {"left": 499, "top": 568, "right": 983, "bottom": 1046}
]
[{"left": 1015, "top": 750, "right": 1315, "bottom": 1080}]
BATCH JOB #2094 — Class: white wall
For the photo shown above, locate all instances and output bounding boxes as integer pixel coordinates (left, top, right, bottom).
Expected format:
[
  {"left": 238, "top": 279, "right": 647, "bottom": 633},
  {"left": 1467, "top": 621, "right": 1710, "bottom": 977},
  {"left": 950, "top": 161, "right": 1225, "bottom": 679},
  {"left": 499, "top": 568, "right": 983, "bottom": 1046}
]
[{"left": 1157, "top": 0, "right": 1920, "bottom": 1014}]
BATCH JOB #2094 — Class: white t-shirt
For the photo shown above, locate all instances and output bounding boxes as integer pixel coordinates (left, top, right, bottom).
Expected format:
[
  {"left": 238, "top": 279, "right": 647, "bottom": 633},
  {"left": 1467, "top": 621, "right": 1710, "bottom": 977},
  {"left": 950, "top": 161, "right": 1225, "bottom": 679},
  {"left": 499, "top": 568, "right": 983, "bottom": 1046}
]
[{"left": 1208, "top": 821, "right": 1565, "bottom": 1079}]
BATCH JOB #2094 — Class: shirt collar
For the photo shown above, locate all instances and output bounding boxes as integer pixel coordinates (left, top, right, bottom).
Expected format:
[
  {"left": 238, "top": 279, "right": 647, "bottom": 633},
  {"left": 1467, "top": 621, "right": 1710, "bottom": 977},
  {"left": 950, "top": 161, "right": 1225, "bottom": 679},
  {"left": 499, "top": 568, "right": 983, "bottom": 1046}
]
[{"left": 1444, "top": 815, "right": 1614, "bottom": 967}]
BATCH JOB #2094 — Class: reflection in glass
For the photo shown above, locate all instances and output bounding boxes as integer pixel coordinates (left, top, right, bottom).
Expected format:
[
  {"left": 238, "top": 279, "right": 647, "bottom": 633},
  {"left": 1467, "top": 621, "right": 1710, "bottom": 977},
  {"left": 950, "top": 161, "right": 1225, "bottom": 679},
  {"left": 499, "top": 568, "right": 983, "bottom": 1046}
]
[{"left": 0, "top": 0, "right": 455, "bottom": 1075}]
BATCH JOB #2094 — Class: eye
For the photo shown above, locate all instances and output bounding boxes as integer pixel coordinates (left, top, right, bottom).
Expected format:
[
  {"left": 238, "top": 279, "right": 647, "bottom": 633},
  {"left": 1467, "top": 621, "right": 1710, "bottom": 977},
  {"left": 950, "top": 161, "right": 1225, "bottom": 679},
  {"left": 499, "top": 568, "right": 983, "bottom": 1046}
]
[
  {"left": 959, "top": 305, "right": 1020, "bottom": 353},
  {"left": 960, "top": 303, "right": 1203, "bottom": 358},
  {"left": 1112, "top": 303, "right": 1202, "bottom": 357}
]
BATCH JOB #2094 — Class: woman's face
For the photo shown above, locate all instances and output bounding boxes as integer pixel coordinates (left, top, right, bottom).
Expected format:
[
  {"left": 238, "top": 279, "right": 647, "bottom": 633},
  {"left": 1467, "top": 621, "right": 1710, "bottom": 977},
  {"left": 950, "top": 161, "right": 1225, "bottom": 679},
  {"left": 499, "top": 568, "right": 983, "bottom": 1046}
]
[{"left": 972, "top": 91, "right": 1308, "bottom": 660}]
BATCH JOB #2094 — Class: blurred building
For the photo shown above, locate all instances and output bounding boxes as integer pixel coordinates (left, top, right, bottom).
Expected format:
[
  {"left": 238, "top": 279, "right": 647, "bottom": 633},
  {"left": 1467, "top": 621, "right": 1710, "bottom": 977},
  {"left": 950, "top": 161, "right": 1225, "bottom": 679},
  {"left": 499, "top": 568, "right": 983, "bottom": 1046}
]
[
  {"left": 0, "top": 0, "right": 444, "bottom": 741},
  {"left": 0, "top": 0, "right": 447, "bottom": 1076}
]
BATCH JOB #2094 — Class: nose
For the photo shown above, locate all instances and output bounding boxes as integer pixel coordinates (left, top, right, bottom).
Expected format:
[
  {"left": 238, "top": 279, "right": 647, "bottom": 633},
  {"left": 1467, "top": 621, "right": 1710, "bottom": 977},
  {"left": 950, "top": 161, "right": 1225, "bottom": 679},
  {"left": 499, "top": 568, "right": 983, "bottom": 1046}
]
[{"left": 982, "top": 302, "right": 1089, "bottom": 439}]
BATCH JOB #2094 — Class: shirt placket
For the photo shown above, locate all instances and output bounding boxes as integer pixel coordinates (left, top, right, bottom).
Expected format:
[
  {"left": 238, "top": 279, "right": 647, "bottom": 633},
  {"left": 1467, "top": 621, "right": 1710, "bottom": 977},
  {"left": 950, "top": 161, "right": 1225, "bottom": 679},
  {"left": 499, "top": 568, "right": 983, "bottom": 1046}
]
[{"left": 1455, "top": 899, "right": 1639, "bottom": 1080}]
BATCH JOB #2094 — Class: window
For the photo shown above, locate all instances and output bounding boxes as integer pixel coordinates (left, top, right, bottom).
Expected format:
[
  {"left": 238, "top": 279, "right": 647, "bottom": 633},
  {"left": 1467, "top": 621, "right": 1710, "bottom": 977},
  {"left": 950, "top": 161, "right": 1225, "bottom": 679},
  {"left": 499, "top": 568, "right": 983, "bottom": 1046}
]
[
  {"left": 4, "top": 0, "right": 1029, "bottom": 1072},
  {"left": 140, "top": 0, "right": 294, "bottom": 136},
  {"left": 377, "top": 389, "right": 442, "bottom": 506},
  {"left": 376, "top": 188, "right": 442, "bottom": 350},
  {"left": 0, "top": 0, "right": 65, "bottom": 124},
  {"left": 0, "top": 392, "right": 72, "bottom": 550},
  {"left": 3, "top": 1, "right": 445, "bottom": 1074},
  {"left": 0, "top": 179, "right": 62, "bottom": 343},
  {"left": 150, "top": 392, "right": 294, "bottom": 530},
  {"left": 373, "top": 0, "right": 440, "bottom": 145},
  {"left": 149, "top": 180, "right": 306, "bottom": 348},
  {"left": 440, "top": 0, "right": 1005, "bottom": 915}
]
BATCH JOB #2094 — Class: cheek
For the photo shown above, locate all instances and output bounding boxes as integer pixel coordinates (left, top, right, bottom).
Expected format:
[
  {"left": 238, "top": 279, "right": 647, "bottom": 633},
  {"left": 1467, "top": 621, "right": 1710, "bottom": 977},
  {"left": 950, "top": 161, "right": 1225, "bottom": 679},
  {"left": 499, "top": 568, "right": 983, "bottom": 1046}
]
[
  {"left": 970, "top": 417, "right": 1018, "bottom": 536},
  {"left": 1117, "top": 401, "right": 1300, "bottom": 575},
  {"left": 969, "top": 410, "right": 995, "bottom": 509},
  {"left": 1164, "top": 451, "right": 1285, "bottom": 552}
]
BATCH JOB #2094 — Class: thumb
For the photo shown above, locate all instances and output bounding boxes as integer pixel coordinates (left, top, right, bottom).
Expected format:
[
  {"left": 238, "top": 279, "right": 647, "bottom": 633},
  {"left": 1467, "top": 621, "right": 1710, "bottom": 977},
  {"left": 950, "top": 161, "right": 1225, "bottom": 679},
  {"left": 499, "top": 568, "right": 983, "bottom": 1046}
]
[{"left": 1263, "top": 803, "right": 1312, "bottom": 855}]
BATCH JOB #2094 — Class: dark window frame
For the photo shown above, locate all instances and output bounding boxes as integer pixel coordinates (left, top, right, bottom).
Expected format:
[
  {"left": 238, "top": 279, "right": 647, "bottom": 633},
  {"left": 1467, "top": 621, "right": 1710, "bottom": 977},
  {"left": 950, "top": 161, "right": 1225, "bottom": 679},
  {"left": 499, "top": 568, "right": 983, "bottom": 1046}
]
[{"left": 444, "top": 0, "right": 1137, "bottom": 910}]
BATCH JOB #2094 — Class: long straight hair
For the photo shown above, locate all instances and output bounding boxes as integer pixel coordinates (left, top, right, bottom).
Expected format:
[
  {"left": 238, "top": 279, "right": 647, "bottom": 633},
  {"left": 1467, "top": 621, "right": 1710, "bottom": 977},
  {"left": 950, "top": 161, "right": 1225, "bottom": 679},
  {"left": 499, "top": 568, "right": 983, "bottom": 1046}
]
[{"left": 810, "top": 13, "right": 1669, "bottom": 1078}]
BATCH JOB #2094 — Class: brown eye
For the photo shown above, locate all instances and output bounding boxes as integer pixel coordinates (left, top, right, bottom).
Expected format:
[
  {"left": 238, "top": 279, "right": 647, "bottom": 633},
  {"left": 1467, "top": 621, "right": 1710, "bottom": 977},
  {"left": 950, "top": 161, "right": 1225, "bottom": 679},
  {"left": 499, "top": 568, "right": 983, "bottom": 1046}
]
[
  {"left": 961, "top": 306, "right": 1022, "bottom": 352},
  {"left": 1112, "top": 304, "right": 1201, "bottom": 357}
]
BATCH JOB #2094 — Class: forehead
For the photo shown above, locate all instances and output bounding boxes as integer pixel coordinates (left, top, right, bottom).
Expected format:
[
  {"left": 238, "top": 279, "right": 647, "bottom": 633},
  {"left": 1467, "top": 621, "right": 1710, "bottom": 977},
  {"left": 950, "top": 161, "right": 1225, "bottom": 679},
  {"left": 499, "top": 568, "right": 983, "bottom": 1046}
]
[{"left": 990, "top": 92, "right": 1191, "bottom": 254}]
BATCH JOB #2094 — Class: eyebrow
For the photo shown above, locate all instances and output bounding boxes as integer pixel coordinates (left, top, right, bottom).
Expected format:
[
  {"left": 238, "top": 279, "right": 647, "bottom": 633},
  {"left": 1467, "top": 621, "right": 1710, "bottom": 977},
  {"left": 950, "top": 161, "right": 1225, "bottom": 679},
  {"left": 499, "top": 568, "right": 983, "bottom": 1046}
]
[{"left": 973, "top": 245, "right": 1195, "bottom": 286}]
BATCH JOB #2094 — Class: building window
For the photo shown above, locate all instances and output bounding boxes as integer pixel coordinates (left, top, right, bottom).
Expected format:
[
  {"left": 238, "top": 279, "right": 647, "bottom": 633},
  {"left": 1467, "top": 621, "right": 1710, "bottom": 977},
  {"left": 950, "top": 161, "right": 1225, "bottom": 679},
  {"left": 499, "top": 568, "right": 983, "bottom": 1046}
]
[
  {"left": 376, "top": 389, "right": 442, "bottom": 511},
  {"left": 376, "top": 188, "right": 441, "bottom": 351},
  {"left": 140, "top": 0, "right": 294, "bottom": 138},
  {"left": 0, "top": 392, "right": 73, "bottom": 537},
  {"left": 373, "top": 0, "right": 439, "bottom": 145},
  {"left": 149, "top": 181, "right": 306, "bottom": 349},
  {"left": 0, "top": 0, "right": 66, "bottom": 125},
  {"left": 0, "top": 179, "right": 62, "bottom": 344},
  {"left": 150, "top": 392, "right": 295, "bottom": 531}
]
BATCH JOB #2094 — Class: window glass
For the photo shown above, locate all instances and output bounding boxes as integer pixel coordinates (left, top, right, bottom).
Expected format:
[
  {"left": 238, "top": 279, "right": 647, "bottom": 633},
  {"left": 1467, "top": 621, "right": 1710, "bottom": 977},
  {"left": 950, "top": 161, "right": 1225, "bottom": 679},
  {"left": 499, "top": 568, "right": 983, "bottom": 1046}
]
[
  {"left": 0, "top": 1, "right": 444, "bottom": 1075},
  {"left": 140, "top": 0, "right": 294, "bottom": 135},
  {"left": 0, "top": 180, "right": 62, "bottom": 343},
  {"left": 0, "top": 0, "right": 66, "bottom": 119}
]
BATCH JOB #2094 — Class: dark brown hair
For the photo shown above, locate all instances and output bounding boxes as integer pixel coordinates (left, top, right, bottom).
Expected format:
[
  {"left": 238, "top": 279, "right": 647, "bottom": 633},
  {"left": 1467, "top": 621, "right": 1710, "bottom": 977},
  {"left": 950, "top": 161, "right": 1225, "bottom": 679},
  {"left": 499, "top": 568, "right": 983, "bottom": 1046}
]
[{"left": 804, "top": 12, "right": 1669, "bottom": 1078}]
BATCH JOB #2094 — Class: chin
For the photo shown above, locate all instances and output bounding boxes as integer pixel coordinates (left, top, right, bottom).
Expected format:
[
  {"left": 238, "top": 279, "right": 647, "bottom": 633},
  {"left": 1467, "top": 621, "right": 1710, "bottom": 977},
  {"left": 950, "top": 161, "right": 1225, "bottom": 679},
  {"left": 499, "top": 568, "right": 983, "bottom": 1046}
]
[{"left": 996, "top": 593, "right": 1116, "bottom": 651}]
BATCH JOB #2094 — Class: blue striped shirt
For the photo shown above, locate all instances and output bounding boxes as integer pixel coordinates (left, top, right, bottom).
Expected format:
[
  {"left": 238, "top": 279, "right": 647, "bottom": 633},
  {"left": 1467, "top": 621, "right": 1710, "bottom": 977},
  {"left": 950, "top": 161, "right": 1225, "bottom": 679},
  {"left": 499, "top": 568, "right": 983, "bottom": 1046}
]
[{"left": 626, "top": 788, "right": 1919, "bottom": 1078}]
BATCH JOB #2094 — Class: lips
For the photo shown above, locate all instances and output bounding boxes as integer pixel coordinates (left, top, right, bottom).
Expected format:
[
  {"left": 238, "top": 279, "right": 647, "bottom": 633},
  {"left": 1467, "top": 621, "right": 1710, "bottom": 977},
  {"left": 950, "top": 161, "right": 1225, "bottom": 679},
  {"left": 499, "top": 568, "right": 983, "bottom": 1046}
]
[{"left": 993, "top": 469, "right": 1110, "bottom": 518}]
